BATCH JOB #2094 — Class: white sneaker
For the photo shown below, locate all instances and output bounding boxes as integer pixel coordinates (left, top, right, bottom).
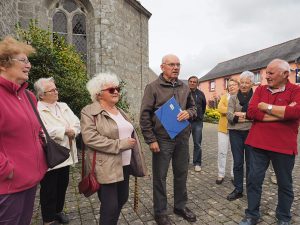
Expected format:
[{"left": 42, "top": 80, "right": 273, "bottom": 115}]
[{"left": 194, "top": 165, "right": 201, "bottom": 172}]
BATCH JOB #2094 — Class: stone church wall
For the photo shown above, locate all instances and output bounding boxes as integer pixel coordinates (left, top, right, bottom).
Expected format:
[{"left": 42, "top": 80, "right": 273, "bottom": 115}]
[{"left": 0, "top": 0, "right": 157, "bottom": 119}]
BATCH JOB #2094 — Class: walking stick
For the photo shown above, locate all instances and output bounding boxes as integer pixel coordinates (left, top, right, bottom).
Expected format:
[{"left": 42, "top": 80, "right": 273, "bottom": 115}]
[{"left": 133, "top": 177, "right": 138, "bottom": 212}]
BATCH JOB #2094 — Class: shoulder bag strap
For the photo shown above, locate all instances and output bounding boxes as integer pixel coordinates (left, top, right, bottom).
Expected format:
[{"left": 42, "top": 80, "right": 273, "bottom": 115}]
[
  {"left": 25, "top": 90, "right": 51, "bottom": 140},
  {"left": 81, "top": 115, "right": 97, "bottom": 179}
]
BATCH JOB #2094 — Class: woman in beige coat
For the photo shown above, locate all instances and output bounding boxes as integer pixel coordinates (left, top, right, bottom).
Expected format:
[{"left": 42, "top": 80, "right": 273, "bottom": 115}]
[
  {"left": 34, "top": 77, "right": 80, "bottom": 225},
  {"left": 81, "top": 72, "right": 146, "bottom": 225}
]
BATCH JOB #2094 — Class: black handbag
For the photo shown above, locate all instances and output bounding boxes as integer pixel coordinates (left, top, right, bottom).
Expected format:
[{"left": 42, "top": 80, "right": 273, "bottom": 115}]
[{"left": 26, "top": 90, "right": 70, "bottom": 168}]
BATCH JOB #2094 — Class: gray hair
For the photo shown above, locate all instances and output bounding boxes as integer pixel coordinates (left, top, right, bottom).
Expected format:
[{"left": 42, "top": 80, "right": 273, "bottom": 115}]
[
  {"left": 269, "top": 59, "right": 290, "bottom": 73},
  {"left": 86, "top": 72, "right": 120, "bottom": 102},
  {"left": 34, "top": 77, "right": 55, "bottom": 100},
  {"left": 161, "top": 54, "right": 179, "bottom": 64},
  {"left": 240, "top": 71, "right": 255, "bottom": 83}
]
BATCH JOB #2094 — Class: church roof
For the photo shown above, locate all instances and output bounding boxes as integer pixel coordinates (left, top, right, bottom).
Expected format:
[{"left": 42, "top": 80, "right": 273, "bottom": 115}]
[{"left": 199, "top": 37, "right": 300, "bottom": 82}]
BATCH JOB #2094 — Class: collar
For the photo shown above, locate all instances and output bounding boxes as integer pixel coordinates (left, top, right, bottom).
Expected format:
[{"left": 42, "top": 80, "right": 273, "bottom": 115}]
[
  {"left": 0, "top": 76, "right": 28, "bottom": 94},
  {"left": 89, "top": 101, "right": 129, "bottom": 120},
  {"left": 38, "top": 101, "right": 58, "bottom": 112},
  {"left": 267, "top": 85, "right": 286, "bottom": 94},
  {"left": 158, "top": 73, "right": 182, "bottom": 87}
]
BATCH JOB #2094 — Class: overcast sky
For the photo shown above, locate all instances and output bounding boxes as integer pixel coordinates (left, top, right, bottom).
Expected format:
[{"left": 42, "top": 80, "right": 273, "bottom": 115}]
[{"left": 139, "top": 0, "right": 300, "bottom": 80}]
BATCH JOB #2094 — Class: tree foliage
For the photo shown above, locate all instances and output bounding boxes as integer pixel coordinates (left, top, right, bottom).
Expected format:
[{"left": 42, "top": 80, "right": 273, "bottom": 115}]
[
  {"left": 15, "top": 20, "right": 130, "bottom": 116},
  {"left": 16, "top": 20, "right": 90, "bottom": 116}
]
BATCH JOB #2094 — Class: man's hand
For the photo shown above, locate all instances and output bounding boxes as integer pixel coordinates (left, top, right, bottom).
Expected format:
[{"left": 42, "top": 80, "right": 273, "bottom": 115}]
[
  {"left": 177, "top": 110, "right": 190, "bottom": 121},
  {"left": 258, "top": 102, "right": 268, "bottom": 112},
  {"left": 149, "top": 141, "right": 160, "bottom": 153}
]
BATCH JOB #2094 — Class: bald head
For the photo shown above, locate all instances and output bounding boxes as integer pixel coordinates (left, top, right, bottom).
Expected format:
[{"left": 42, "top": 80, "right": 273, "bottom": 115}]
[
  {"left": 160, "top": 54, "right": 181, "bottom": 82},
  {"left": 161, "top": 54, "right": 179, "bottom": 64}
]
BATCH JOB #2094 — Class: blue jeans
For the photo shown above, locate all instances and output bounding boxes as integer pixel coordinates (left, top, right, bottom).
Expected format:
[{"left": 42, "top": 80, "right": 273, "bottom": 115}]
[
  {"left": 152, "top": 137, "right": 189, "bottom": 216},
  {"left": 191, "top": 120, "right": 203, "bottom": 166},
  {"left": 229, "top": 130, "right": 250, "bottom": 193},
  {"left": 246, "top": 147, "right": 295, "bottom": 222}
]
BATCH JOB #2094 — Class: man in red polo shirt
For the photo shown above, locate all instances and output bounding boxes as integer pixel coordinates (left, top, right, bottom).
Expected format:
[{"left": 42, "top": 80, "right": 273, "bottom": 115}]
[{"left": 238, "top": 59, "right": 300, "bottom": 225}]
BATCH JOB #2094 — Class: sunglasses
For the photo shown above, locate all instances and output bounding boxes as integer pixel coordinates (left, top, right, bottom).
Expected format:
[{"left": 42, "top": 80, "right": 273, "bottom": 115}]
[{"left": 101, "top": 86, "right": 121, "bottom": 94}]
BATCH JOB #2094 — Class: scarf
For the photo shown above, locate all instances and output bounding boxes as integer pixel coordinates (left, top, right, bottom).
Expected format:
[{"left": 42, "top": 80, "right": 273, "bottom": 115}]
[{"left": 237, "top": 88, "right": 253, "bottom": 112}]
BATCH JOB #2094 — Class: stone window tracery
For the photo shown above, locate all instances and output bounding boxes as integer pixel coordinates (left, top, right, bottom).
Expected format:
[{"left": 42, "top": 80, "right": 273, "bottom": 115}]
[{"left": 52, "top": 0, "right": 87, "bottom": 62}]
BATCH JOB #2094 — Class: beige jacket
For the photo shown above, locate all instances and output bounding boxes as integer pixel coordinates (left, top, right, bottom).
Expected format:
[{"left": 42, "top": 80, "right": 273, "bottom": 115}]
[
  {"left": 38, "top": 101, "right": 80, "bottom": 170},
  {"left": 227, "top": 95, "right": 252, "bottom": 131},
  {"left": 80, "top": 102, "right": 147, "bottom": 184}
]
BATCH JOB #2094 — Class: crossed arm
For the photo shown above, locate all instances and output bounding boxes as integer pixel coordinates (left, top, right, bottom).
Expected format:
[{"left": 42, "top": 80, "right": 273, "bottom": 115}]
[
  {"left": 247, "top": 85, "right": 300, "bottom": 122},
  {"left": 257, "top": 102, "right": 297, "bottom": 121}
]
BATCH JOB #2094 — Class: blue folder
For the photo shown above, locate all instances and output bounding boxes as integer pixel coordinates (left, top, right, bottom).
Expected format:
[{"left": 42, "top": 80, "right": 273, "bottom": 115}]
[{"left": 155, "top": 96, "right": 190, "bottom": 139}]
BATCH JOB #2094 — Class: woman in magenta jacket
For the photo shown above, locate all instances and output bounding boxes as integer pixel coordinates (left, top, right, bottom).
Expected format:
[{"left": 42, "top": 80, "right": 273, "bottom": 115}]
[{"left": 0, "top": 36, "right": 48, "bottom": 225}]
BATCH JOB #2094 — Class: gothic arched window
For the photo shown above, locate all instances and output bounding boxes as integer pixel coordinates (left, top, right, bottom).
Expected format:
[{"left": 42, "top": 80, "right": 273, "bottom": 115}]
[{"left": 52, "top": 0, "right": 87, "bottom": 62}]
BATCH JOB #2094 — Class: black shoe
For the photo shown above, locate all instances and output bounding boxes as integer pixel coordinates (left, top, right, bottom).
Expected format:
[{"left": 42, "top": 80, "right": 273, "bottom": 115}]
[
  {"left": 216, "top": 177, "right": 224, "bottom": 185},
  {"left": 238, "top": 217, "right": 258, "bottom": 225},
  {"left": 174, "top": 207, "right": 196, "bottom": 222},
  {"left": 44, "top": 221, "right": 60, "bottom": 225},
  {"left": 277, "top": 220, "right": 291, "bottom": 225},
  {"left": 227, "top": 189, "right": 243, "bottom": 201},
  {"left": 55, "top": 212, "right": 70, "bottom": 224},
  {"left": 154, "top": 215, "right": 172, "bottom": 225}
]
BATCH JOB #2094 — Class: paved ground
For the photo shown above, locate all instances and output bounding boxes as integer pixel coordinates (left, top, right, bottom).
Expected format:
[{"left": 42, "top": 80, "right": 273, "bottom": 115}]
[{"left": 30, "top": 123, "right": 300, "bottom": 225}]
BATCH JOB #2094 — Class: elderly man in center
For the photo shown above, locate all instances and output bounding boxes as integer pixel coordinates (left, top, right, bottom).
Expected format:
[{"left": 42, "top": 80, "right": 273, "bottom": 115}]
[
  {"left": 140, "top": 54, "right": 197, "bottom": 225},
  {"left": 238, "top": 59, "right": 300, "bottom": 225}
]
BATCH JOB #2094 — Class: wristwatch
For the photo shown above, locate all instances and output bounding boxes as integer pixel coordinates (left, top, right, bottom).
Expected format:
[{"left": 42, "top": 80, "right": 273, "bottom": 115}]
[{"left": 267, "top": 104, "right": 273, "bottom": 114}]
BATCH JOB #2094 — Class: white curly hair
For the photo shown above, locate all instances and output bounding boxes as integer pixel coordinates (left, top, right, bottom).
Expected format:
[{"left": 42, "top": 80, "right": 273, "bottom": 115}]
[{"left": 86, "top": 72, "right": 120, "bottom": 102}]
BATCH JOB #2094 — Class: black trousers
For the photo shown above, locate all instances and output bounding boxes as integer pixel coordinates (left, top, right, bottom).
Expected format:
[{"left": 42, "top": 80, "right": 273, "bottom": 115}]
[
  {"left": 40, "top": 166, "right": 70, "bottom": 222},
  {"left": 97, "top": 165, "right": 130, "bottom": 225},
  {"left": 152, "top": 137, "right": 189, "bottom": 216}
]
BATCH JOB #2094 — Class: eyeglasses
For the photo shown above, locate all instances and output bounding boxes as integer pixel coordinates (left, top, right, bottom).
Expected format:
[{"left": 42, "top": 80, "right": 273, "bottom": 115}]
[
  {"left": 11, "top": 58, "right": 30, "bottom": 64},
  {"left": 228, "top": 83, "right": 238, "bottom": 87},
  {"left": 44, "top": 88, "right": 59, "bottom": 94},
  {"left": 163, "top": 63, "right": 181, "bottom": 68},
  {"left": 101, "top": 86, "right": 121, "bottom": 94}
]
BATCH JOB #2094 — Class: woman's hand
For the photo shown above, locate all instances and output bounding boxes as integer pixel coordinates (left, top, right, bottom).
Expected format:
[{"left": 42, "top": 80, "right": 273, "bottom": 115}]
[
  {"left": 7, "top": 170, "right": 13, "bottom": 180},
  {"left": 127, "top": 137, "right": 137, "bottom": 148},
  {"left": 234, "top": 111, "right": 246, "bottom": 118},
  {"left": 65, "top": 128, "right": 75, "bottom": 139}
]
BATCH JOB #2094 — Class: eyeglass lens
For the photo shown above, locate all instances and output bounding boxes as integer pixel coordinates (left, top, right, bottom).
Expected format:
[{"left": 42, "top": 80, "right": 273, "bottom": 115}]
[
  {"left": 165, "top": 63, "right": 181, "bottom": 68},
  {"left": 45, "top": 88, "right": 59, "bottom": 93},
  {"left": 103, "top": 87, "right": 121, "bottom": 94}
]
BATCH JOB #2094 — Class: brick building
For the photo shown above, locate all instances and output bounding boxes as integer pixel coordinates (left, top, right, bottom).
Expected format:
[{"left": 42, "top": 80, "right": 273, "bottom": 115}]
[{"left": 199, "top": 37, "right": 300, "bottom": 102}]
